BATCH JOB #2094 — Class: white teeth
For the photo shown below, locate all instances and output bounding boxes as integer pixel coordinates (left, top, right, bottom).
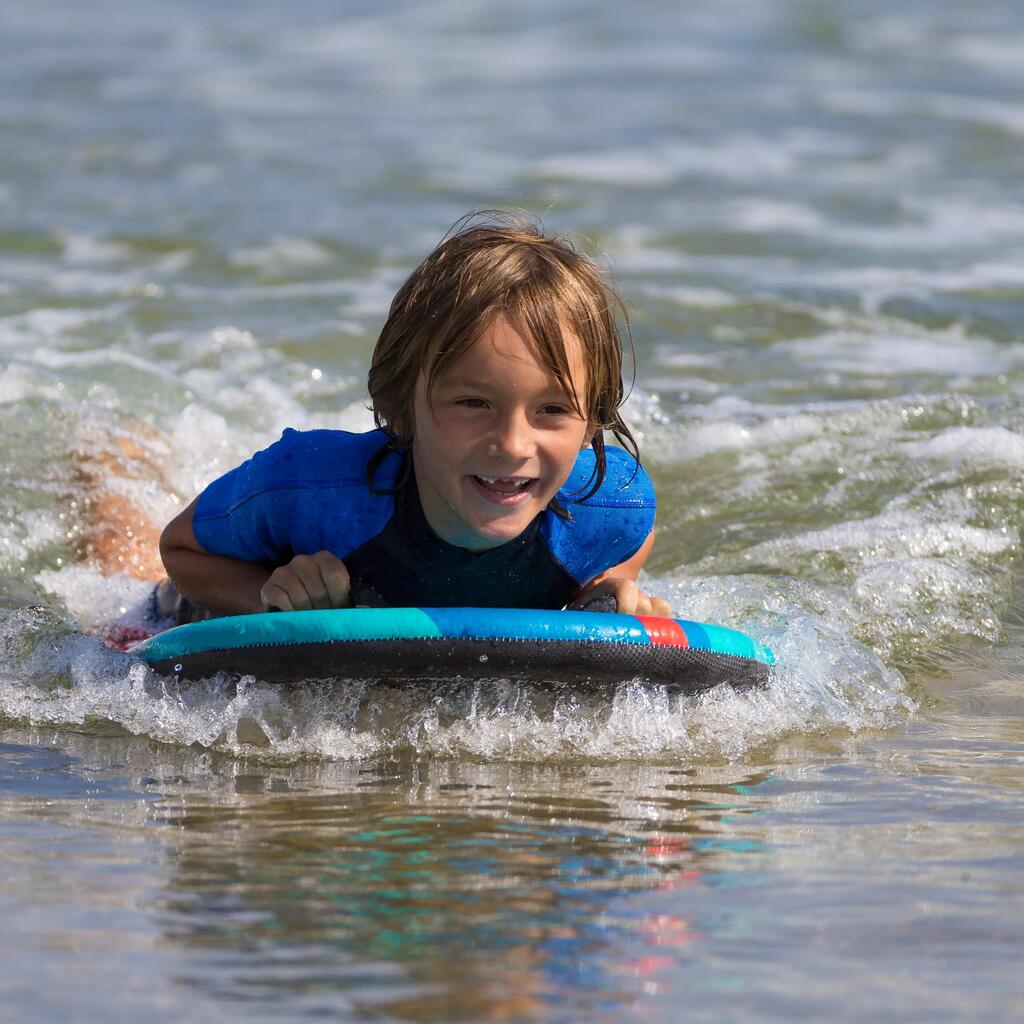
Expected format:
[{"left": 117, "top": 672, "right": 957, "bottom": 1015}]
[{"left": 476, "top": 475, "right": 530, "bottom": 489}]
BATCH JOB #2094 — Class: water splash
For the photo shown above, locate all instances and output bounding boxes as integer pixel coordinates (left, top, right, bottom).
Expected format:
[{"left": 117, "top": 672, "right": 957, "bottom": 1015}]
[{"left": 0, "top": 583, "right": 912, "bottom": 764}]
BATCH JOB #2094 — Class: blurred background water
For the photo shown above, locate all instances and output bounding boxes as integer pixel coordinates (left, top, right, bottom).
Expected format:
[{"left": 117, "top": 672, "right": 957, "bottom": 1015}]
[{"left": 1, "top": 1, "right": 1023, "bottom": 1021}]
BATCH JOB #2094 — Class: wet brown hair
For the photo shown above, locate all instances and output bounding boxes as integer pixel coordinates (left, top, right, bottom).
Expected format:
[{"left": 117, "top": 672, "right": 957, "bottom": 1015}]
[{"left": 367, "top": 211, "right": 639, "bottom": 502}]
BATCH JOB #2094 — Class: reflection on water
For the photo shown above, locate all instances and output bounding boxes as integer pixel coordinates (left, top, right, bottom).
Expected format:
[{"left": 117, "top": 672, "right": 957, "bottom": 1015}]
[
  {"left": 156, "top": 760, "right": 775, "bottom": 1021},
  {"left": 155, "top": 770, "right": 770, "bottom": 1019},
  {"left": 2, "top": 718, "right": 1023, "bottom": 1022},
  {"left": 0, "top": 728, "right": 781, "bottom": 1021}
]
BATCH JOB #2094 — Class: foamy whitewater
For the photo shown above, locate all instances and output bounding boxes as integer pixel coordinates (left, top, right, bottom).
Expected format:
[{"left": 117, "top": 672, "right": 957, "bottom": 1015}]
[{"left": 6, "top": 376, "right": 1018, "bottom": 760}]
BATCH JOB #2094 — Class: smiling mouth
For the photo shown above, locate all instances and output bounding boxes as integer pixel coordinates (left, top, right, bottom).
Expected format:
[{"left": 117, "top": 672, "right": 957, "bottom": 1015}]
[{"left": 469, "top": 474, "right": 538, "bottom": 503}]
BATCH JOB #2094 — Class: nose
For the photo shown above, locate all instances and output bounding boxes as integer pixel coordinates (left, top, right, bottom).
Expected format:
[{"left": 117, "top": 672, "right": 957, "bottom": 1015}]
[{"left": 489, "top": 407, "right": 535, "bottom": 462}]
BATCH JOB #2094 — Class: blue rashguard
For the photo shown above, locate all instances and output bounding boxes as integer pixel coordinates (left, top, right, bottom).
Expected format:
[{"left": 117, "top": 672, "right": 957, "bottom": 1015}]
[{"left": 192, "top": 428, "right": 656, "bottom": 610}]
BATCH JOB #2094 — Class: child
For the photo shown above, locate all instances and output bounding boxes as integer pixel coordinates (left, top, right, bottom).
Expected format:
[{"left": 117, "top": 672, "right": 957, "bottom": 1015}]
[{"left": 159, "top": 215, "right": 670, "bottom": 620}]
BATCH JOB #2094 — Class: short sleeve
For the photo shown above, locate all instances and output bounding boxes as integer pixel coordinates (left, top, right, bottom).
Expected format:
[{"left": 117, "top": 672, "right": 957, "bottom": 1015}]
[
  {"left": 191, "top": 428, "right": 398, "bottom": 563},
  {"left": 542, "top": 446, "right": 657, "bottom": 585}
]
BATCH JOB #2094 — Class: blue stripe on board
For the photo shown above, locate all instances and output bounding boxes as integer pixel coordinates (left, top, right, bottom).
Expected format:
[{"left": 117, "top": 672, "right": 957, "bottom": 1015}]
[
  {"left": 425, "top": 608, "right": 650, "bottom": 645},
  {"left": 680, "top": 619, "right": 711, "bottom": 651},
  {"left": 679, "top": 620, "right": 775, "bottom": 665}
]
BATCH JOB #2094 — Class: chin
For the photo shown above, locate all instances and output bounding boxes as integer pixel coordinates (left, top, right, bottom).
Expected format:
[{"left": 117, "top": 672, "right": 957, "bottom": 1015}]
[{"left": 468, "top": 509, "right": 536, "bottom": 547}]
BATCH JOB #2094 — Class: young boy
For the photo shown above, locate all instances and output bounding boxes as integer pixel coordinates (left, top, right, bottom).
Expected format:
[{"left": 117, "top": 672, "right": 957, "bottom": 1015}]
[{"left": 159, "top": 217, "right": 669, "bottom": 619}]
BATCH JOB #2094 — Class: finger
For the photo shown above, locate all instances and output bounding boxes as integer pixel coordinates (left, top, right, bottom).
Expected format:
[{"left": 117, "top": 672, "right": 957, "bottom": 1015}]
[
  {"left": 260, "top": 580, "right": 294, "bottom": 613},
  {"left": 651, "top": 597, "right": 673, "bottom": 618},
  {"left": 288, "top": 555, "right": 331, "bottom": 610},
  {"left": 615, "top": 579, "right": 640, "bottom": 616},
  {"left": 266, "top": 566, "right": 315, "bottom": 611},
  {"left": 312, "top": 551, "right": 351, "bottom": 608}
]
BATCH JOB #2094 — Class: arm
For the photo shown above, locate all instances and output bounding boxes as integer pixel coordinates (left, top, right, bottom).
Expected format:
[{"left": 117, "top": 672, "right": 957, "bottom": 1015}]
[
  {"left": 160, "top": 499, "right": 351, "bottom": 613},
  {"left": 565, "top": 527, "right": 672, "bottom": 617}
]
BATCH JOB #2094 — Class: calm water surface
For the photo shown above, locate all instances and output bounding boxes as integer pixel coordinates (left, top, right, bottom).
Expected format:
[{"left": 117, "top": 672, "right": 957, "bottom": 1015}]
[{"left": 2, "top": 1, "right": 1023, "bottom": 1020}]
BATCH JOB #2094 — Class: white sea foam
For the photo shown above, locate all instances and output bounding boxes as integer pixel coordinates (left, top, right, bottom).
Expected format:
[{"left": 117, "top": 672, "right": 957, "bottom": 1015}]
[
  {"left": 775, "top": 326, "right": 1023, "bottom": 377},
  {"left": 702, "top": 194, "right": 1024, "bottom": 252},
  {"left": 852, "top": 558, "right": 1002, "bottom": 653},
  {"left": 162, "top": 403, "right": 258, "bottom": 497},
  {"left": 857, "top": 9, "right": 1022, "bottom": 80},
  {"left": 950, "top": 34, "right": 1024, "bottom": 75},
  {"left": 0, "top": 306, "right": 125, "bottom": 346},
  {"left": 822, "top": 87, "right": 1024, "bottom": 138},
  {"left": 35, "top": 566, "right": 155, "bottom": 631},
  {"left": 536, "top": 150, "right": 678, "bottom": 187},
  {"left": 230, "top": 237, "right": 335, "bottom": 274},
  {"left": 642, "top": 283, "right": 737, "bottom": 310},
  {"left": 308, "top": 399, "right": 376, "bottom": 434},
  {"left": 536, "top": 137, "right": 797, "bottom": 187},
  {"left": 789, "top": 261, "right": 1024, "bottom": 310},
  {"left": 0, "top": 365, "right": 34, "bottom": 404},
  {"left": 0, "top": 588, "right": 913, "bottom": 765},
  {"left": 192, "top": 69, "right": 335, "bottom": 117},
  {"left": 0, "top": 509, "right": 65, "bottom": 569},
  {"left": 25, "top": 345, "right": 184, "bottom": 388},
  {"left": 60, "top": 232, "right": 131, "bottom": 266},
  {"left": 904, "top": 426, "right": 1024, "bottom": 471},
  {"left": 720, "top": 198, "right": 826, "bottom": 234},
  {"left": 641, "top": 402, "right": 864, "bottom": 463},
  {"left": 743, "top": 510, "right": 1014, "bottom": 568}
]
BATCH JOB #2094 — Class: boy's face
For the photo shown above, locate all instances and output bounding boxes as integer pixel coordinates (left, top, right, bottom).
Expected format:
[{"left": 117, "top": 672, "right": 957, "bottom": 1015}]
[{"left": 411, "top": 312, "right": 595, "bottom": 551}]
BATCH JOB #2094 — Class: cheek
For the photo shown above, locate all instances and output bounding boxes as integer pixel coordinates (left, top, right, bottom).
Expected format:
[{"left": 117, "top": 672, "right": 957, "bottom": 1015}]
[
  {"left": 413, "top": 406, "right": 474, "bottom": 471},
  {"left": 554, "top": 427, "right": 589, "bottom": 463},
  {"left": 426, "top": 408, "right": 477, "bottom": 449}
]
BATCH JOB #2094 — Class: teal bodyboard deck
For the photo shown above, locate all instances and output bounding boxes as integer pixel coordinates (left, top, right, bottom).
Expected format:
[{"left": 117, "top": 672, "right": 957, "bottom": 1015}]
[{"left": 134, "top": 607, "right": 775, "bottom": 691}]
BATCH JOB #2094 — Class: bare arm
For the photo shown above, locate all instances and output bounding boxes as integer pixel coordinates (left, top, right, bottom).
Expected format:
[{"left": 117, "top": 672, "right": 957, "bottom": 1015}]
[
  {"left": 565, "top": 528, "right": 672, "bottom": 617},
  {"left": 159, "top": 500, "right": 351, "bottom": 613},
  {"left": 159, "top": 499, "right": 270, "bottom": 613}
]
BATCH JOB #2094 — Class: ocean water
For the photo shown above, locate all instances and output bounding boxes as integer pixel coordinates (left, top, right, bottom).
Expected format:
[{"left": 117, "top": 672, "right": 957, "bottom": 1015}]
[{"left": 1, "top": 1, "right": 1023, "bottom": 1020}]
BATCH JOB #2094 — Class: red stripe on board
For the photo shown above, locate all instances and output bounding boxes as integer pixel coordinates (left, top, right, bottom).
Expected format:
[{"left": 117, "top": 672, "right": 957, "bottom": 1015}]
[{"left": 636, "top": 615, "right": 689, "bottom": 649}]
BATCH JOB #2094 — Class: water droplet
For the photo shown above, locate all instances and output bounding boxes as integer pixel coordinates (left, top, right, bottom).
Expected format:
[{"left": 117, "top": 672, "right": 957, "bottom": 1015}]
[
  {"left": 479, "top": 654, "right": 489, "bottom": 663},
  {"left": 174, "top": 664, "right": 183, "bottom": 673}
]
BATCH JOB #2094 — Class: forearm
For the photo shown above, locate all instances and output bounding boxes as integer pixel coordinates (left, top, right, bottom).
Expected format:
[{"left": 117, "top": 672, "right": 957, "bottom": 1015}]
[{"left": 160, "top": 544, "right": 271, "bottom": 615}]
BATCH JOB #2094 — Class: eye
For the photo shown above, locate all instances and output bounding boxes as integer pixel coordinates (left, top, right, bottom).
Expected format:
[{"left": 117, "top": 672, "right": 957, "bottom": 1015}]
[
  {"left": 539, "top": 403, "right": 573, "bottom": 416},
  {"left": 456, "top": 397, "right": 489, "bottom": 409}
]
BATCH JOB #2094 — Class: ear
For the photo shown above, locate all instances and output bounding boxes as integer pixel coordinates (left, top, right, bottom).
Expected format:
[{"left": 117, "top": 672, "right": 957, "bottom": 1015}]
[{"left": 582, "top": 424, "right": 598, "bottom": 450}]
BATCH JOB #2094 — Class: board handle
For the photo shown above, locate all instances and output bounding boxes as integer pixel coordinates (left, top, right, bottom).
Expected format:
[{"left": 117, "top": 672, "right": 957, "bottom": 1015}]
[{"left": 575, "top": 592, "right": 619, "bottom": 614}]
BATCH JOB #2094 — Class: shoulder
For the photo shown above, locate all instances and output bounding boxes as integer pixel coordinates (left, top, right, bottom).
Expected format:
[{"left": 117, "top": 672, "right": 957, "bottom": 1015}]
[
  {"left": 192, "top": 428, "right": 401, "bottom": 560},
  {"left": 558, "top": 445, "right": 656, "bottom": 509},
  {"left": 541, "top": 445, "right": 657, "bottom": 586},
  {"left": 239, "top": 427, "right": 401, "bottom": 490},
  {"left": 198, "top": 427, "right": 400, "bottom": 509}
]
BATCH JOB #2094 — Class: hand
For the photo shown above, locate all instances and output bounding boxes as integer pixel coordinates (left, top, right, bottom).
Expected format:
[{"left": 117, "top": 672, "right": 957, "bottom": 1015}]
[
  {"left": 567, "top": 576, "right": 672, "bottom": 617},
  {"left": 260, "top": 551, "right": 351, "bottom": 612}
]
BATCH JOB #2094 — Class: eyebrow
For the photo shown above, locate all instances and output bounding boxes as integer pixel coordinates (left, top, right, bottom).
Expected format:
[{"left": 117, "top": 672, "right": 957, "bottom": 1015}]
[
  {"left": 440, "top": 376, "right": 493, "bottom": 390},
  {"left": 439, "top": 376, "right": 576, "bottom": 399}
]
